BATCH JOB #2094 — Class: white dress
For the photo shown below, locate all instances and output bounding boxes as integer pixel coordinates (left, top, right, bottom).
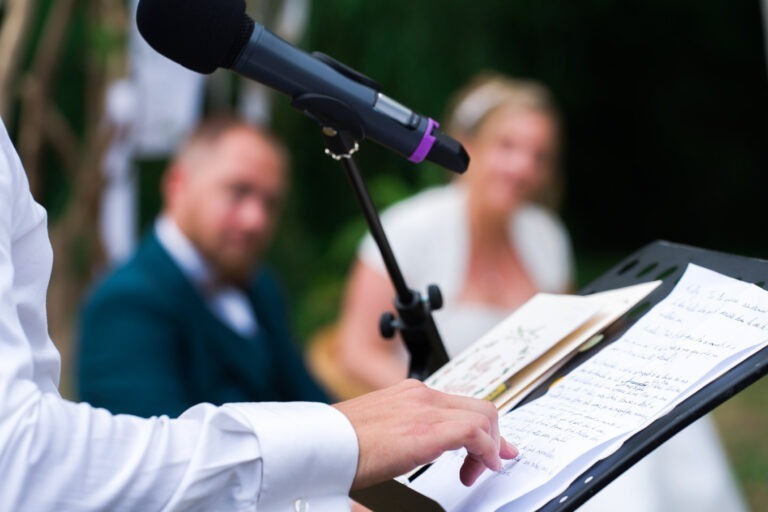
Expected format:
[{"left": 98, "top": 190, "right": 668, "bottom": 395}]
[
  {"left": 360, "top": 184, "right": 747, "bottom": 511},
  {"left": 359, "top": 184, "right": 575, "bottom": 357}
]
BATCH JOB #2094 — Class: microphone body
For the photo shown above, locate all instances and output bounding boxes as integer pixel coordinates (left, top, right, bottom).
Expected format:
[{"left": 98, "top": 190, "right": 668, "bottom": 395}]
[
  {"left": 234, "top": 24, "right": 449, "bottom": 167},
  {"left": 136, "top": 0, "right": 468, "bottom": 172}
]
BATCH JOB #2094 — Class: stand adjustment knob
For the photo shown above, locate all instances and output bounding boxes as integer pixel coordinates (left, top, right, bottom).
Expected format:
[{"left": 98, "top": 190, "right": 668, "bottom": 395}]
[
  {"left": 427, "top": 284, "right": 443, "bottom": 310},
  {"left": 379, "top": 311, "right": 397, "bottom": 339}
]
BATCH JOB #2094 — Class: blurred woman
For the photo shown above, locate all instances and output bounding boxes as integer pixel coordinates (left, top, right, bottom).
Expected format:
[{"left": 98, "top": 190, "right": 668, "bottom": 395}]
[{"left": 336, "top": 72, "right": 574, "bottom": 391}]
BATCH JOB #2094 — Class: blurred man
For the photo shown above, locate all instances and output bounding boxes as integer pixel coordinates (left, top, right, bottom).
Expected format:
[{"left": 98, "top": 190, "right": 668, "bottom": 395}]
[{"left": 78, "top": 115, "right": 328, "bottom": 418}]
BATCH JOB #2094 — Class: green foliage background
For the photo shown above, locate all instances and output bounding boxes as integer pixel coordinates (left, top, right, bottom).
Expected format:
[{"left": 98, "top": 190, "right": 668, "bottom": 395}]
[{"left": 8, "top": 0, "right": 766, "bottom": 366}]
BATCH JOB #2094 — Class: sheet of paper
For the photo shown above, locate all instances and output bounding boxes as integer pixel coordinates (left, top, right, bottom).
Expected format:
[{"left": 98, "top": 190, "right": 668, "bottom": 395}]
[
  {"left": 410, "top": 264, "right": 768, "bottom": 511},
  {"left": 425, "top": 294, "right": 602, "bottom": 399}
]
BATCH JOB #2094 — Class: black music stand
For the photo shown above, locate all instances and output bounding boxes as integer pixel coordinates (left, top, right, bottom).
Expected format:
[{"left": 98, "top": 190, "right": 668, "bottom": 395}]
[{"left": 352, "top": 240, "right": 768, "bottom": 511}]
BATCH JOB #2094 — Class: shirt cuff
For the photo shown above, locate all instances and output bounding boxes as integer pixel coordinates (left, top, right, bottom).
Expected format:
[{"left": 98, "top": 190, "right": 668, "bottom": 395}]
[{"left": 226, "top": 401, "right": 359, "bottom": 511}]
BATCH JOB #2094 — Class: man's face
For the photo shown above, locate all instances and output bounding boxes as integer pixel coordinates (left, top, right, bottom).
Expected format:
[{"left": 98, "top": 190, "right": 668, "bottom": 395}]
[{"left": 171, "top": 127, "right": 286, "bottom": 284}]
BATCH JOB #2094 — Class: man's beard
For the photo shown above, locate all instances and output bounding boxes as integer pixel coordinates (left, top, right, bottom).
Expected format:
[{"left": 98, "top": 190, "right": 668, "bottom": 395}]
[{"left": 204, "top": 247, "right": 261, "bottom": 288}]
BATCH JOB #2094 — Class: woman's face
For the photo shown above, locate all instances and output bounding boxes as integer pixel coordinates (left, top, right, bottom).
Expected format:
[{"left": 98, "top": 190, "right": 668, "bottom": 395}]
[{"left": 462, "top": 106, "right": 557, "bottom": 216}]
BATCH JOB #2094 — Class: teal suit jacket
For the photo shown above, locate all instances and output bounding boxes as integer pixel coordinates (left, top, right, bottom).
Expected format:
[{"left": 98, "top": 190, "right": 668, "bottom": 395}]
[{"left": 77, "top": 231, "right": 327, "bottom": 418}]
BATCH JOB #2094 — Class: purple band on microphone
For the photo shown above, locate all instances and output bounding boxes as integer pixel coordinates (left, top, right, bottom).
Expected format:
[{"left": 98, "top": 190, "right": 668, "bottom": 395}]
[{"left": 408, "top": 118, "right": 440, "bottom": 163}]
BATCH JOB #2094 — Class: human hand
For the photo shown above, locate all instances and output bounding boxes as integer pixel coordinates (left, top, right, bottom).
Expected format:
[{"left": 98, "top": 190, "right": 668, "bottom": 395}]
[{"left": 333, "top": 379, "right": 518, "bottom": 490}]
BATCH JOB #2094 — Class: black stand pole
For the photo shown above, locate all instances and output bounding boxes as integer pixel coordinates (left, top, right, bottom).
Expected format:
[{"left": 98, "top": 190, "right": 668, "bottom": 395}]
[{"left": 321, "top": 126, "right": 449, "bottom": 380}]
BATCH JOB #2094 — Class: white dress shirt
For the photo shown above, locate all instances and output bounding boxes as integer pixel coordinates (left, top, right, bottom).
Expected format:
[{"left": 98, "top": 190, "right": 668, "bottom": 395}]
[{"left": 0, "top": 118, "right": 358, "bottom": 511}]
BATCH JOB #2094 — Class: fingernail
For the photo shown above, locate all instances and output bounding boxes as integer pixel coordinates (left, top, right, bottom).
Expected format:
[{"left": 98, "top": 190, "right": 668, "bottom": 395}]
[{"left": 501, "top": 438, "right": 519, "bottom": 459}]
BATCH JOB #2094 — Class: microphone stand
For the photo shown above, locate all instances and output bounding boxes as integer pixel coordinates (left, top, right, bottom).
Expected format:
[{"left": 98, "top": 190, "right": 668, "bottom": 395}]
[{"left": 319, "top": 126, "right": 449, "bottom": 380}]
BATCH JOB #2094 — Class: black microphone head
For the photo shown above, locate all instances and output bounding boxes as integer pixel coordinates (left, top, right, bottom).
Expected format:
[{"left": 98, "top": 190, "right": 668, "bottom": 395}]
[{"left": 136, "top": 0, "right": 254, "bottom": 74}]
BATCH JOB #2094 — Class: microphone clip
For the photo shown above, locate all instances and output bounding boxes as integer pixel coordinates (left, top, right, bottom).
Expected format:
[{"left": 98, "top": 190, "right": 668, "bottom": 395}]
[
  {"left": 292, "top": 94, "right": 366, "bottom": 140},
  {"left": 312, "top": 52, "right": 381, "bottom": 91}
]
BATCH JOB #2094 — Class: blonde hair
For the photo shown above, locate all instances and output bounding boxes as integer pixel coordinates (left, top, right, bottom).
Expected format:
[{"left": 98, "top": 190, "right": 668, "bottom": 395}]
[{"left": 445, "top": 72, "right": 563, "bottom": 209}]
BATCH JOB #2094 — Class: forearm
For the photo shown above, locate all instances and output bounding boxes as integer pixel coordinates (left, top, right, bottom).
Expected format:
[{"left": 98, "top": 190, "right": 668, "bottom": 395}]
[{"left": 0, "top": 388, "right": 357, "bottom": 511}]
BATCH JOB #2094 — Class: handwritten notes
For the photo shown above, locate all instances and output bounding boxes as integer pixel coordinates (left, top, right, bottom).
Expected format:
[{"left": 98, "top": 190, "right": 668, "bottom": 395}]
[
  {"left": 426, "top": 281, "right": 661, "bottom": 407},
  {"left": 425, "top": 294, "right": 601, "bottom": 399},
  {"left": 410, "top": 264, "right": 768, "bottom": 511}
]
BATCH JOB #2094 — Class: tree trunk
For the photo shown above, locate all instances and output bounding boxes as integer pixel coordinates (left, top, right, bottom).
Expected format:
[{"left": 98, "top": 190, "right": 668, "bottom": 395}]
[
  {"left": 0, "top": 0, "right": 38, "bottom": 120},
  {"left": 12, "top": 0, "right": 128, "bottom": 398}
]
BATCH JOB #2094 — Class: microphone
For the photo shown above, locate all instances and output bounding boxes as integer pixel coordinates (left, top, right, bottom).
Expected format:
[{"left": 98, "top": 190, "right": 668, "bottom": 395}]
[{"left": 136, "top": 0, "right": 469, "bottom": 173}]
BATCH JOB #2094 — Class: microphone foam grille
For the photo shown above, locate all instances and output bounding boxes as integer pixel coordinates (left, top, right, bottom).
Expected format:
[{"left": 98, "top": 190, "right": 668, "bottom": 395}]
[{"left": 136, "top": 0, "right": 251, "bottom": 74}]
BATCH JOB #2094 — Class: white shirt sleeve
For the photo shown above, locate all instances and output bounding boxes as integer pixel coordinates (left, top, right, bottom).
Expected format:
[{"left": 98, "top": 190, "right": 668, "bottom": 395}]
[{"left": 0, "top": 119, "right": 358, "bottom": 512}]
